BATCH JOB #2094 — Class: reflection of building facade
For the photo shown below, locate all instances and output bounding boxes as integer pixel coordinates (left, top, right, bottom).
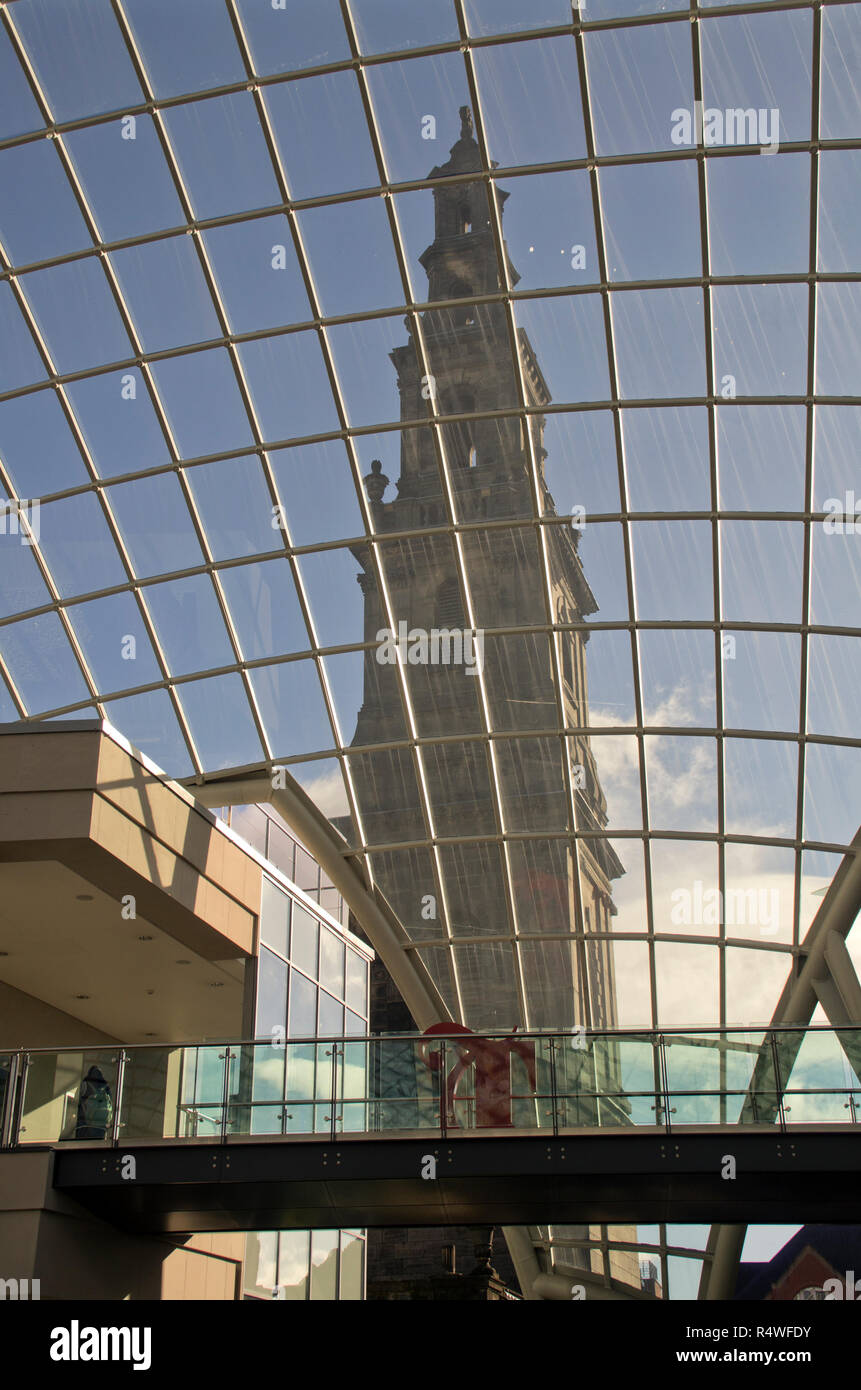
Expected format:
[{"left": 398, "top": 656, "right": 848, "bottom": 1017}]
[
  {"left": 350, "top": 109, "right": 622, "bottom": 1033},
  {"left": 348, "top": 112, "right": 637, "bottom": 1294}
]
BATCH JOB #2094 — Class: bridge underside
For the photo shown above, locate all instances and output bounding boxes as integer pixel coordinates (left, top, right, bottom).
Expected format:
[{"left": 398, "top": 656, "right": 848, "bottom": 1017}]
[{"left": 45, "top": 1131, "right": 861, "bottom": 1235}]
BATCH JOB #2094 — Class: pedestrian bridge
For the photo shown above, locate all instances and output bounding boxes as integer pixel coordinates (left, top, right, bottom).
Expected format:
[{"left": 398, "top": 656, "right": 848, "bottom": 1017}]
[{"left": 1, "top": 1026, "right": 859, "bottom": 1231}]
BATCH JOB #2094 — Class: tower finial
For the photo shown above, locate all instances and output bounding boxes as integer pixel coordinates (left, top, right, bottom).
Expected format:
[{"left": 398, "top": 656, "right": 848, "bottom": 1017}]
[{"left": 459, "top": 105, "right": 474, "bottom": 141}]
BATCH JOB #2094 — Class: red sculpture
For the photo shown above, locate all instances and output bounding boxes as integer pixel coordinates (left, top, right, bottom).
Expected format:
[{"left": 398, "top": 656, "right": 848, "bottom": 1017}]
[{"left": 420, "top": 1023, "right": 536, "bottom": 1128}]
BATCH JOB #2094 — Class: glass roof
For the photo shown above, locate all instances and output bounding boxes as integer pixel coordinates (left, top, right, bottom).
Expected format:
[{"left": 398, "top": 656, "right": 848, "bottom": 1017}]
[
  {"left": 0, "top": 0, "right": 856, "bottom": 1312},
  {"left": 0, "top": 0, "right": 859, "bottom": 1298}
]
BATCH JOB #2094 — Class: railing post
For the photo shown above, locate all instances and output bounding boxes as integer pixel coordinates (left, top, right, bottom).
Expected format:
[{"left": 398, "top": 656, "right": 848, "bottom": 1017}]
[
  {"left": 329, "top": 1041, "right": 340, "bottom": 1143},
  {"left": 219, "top": 1046, "right": 232, "bottom": 1143},
  {"left": 657, "top": 1033, "right": 671, "bottom": 1136},
  {"left": 111, "top": 1050, "right": 126, "bottom": 1147},
  {"left": 11, "top": 1054, "right": 29, "bottom": 1147},
  {"left": 769, "top": 1030, "right": 787, "bottom": 1133},
  {"left": 548, "top": 1037, "right": 559, "bottom": 1138},
  {"left": 439, "top": 1039, "right": 447, "bottom": 1141},
  {"left": 0, "top": 1052, "right": 20, "bottom": 1149}
]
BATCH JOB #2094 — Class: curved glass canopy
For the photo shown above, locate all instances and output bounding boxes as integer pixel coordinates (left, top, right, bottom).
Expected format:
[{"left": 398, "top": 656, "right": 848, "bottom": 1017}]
[{"left": 0, "top": 0, "right": 859, "bottom": 1300}]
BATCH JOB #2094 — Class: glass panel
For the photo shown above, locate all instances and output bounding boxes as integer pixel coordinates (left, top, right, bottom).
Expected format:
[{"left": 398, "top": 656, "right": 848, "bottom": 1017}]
[
  {"left": 248, "top": 659, "right": 333, "bottom": 760},
  {"left": 587, "top": 23, "right": 694, "bottom": 157},
  {"left": 238, "top": 0, "right": 349, "bottom": 73},
  {"left": 165, "top": 93, "right": 282, "bottom": 221},
  {"left": 325, "top": 316, "right": 415, "bottom": 429},
  {"left": 220, "top": 561, "right": 310, "bottom": 662},
  {"left": 67, "top": 592, "right": 163, "bottom": 693},
  {"left": 14, "top": 0, "right": 143, "bottom": 122},
  {"left": 23, "top": 259, "right": 133, "bottom": 373},
  {"left": 204, "top": 217, "right": 310, "bottom": 335},
  {"left": 189, "top": 457, "right": 280, "bottom": 562},
  {"left": 645, "top": 736, "right": 718, "bottom": 833},
  {"left": 0, "top": 389, "right": 89, "bottom": 498},
  {"left": 0, "top": 283, "right": 46, "bottom": 393},
  {"left": 600, "top": 160, "right": 701, "bottom": 281},
  {"left": 124, "top": 0, "right": 245, "bottom": 99},
  {"left": 0, "top": 523, "right": 51, "bottom": 621},
  {"left": 724, "top": 738, "right": 798, "bottom": 840},
  {"left": 107, "top": 474, "right": 204, "bottom": 580},
  {"left": 104, "top": 689, "right": 193, "bottom": 776},
  {"left": 231, "top": 803, "right": 268, "bottom": 856},
  {"left": 268, "top": 442, "right": 364, "bottom": 548},
  {"left": 145, "top": 574, "right": 233, "bottom": 674},
  {"left": 779, "top": 1028, "right": 861, "bottom": 1125},
  {"left": 655, "top": 943, "right": 720, "bottom": 1027},
  {"left": 276, "top": 1230, "right": 311, "bottom": 1301},
  {"left": 724, "top": 843, "right": 795, "bottom": 945},
  {"left": 623, "top": 407, "right": 710, "bottom": 513},
  {"left": 720, "top": 521, "right": 803, "bottom": 625},
  {"left": 66, "top": 370, "right": 171, "bottom": 481},
  {"left": 722, "top": 630, "right": 800, "bottom": 735},
  {"left": 339, "top": 1232, "right": 364, "bottom": 1301},
  {"left": 612, "top": 289, "right": 706, "bottom": 400},
  {"left": 513, "top": 294, "right": 610, "bottom": 405},
  {"left": 310, "top": 1230, "right": 339, "bottom": 1300},
  {"left": 121, "top": 1047, "right": 197, "bottom": 1141},
  {"left": 366, "top": 54, "right": 472, "bottom": 186},
  {"left": 318, "top": 990, "right": 344, "bottom": 1037},
  {"left": 807, "top": 636, "right": 861, "bottom": 740},
  {"left": 151, "top": 348, "right": 254, "bottom": 458},
  {"left": 66, "top": 115, "right": 185, "bottom": 242},
  {"left": 638, "top": 628, "right": 715, "bottom": 729},
  {"left": 650, "top": 839, "right": 719, "bottom": 940},
  {"left": 474, "top": 37, "right": 586, "bottom": 168},
  {"left": 256, "top": 947, "right": 288, "bottom": 1040},
  {"left": 264, "top": 71, "right": 379, "bottom": 200},
  {"left": 820, "top": 3, "right": 861, "bottom": 140},
  {"left": 238, "top": 331, "right": 339, "bottom": 444},
  {"left": 291, "top": 905, "right": 320, "bottom": 980},
  {"left": 0, "top": 613, "right": 90, "bottom": 713},
  {"left": 713, "top": 284, "right": 808, "bottom": 397},
  {"left": 0, "top": 141, "right": 92, "bottom": 265},
  {"left": 700, "top": 10, "right": 813, "bottom": 146},
  {"left": 177, "top": 672, "right": 264, "bottom": 771},
  {"left": 245, "top": 1231, "right": 278, "bottom": 1298},
  {"left": 346, "top": 951, "right": 368, "bottom": 1016},
  {"left": 707, "top": 153, "right": 809, "bottom": 275},
  {"left": 299, "top": 200, "right": 403, "bottom": 318},
  {"left": 110, "top": 237, "right": 221, "bottom": 353},
  {"left": 319, "top": 928, "right": 346, "bottom": 997},
  {"left": 717, "top": 404, "right": 806, "bottom": 512},
  {"left": 20, "top": 1050, "right": 118, "bottom": 1144},
  {"left": 496, "top": 171, "right": 599, "bottom": 292},
  {"left": 816, "top": 282, "right": 861, "bottom": 397},
  {"left": 632, "top": 520, "right": 714, "bottom": 622}
]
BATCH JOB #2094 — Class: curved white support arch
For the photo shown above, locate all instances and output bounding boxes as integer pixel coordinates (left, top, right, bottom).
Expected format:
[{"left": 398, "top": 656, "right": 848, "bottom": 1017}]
[{"left": 700, "top": 829, "right": 861, "bottom": 1301}]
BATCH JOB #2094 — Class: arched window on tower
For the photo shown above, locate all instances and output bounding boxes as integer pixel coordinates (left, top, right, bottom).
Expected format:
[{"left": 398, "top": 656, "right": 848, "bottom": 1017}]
[
  {"left": 468, "top": 445, "right": 478, "bottom": 468},
  {"left": 458, "top": 203, "right": 472, "bottom": 234}
]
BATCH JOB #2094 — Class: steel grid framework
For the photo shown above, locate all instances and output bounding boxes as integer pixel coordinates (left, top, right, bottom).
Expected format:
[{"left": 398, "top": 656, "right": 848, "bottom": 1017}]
[{"left": 0, "top": 0, "right": 859, "bottom": 1299}]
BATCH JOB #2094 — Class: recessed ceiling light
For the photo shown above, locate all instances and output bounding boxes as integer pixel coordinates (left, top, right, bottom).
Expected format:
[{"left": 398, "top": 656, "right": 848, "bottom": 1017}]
[
  {"left": 0, "top": 951, "right": 8, "bottom": 957},
  {"left": 138, "top": 935, "right": 153, "bottom": 941},
  {"left": 176, "top": 959, "right": 191, "bottom": 966},
  {"left": 76, "top": 894, "right": 94, "bottom": 902},
  {"left": 209, "top": 981, "right": 224, "bottom": 988},
  {"left": 74, "top": 994, "right": 90, "bottom": 1000},
  {"left": 144, "top": 1032, "right": 158, "bottom": 1038}
]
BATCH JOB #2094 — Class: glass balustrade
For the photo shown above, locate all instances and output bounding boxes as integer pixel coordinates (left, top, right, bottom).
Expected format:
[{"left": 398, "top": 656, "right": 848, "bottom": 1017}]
[{"left": 2, "top": 1027, "right": 859, "bottom": 1147}]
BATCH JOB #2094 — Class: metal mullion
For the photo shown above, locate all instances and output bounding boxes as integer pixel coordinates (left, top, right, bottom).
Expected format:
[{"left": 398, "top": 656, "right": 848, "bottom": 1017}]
[
  {"left": 576, "top": 18, "right": 658, "bottom": 1028},
  {"left": 794, "top": 4, "right": 824, "bottom": 951},
  {"left": 0, "top": 647, "right": 25, "bottom": 717},
  {"left": 690, "top": 6, "right": 727, "bottom": 1029}
]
